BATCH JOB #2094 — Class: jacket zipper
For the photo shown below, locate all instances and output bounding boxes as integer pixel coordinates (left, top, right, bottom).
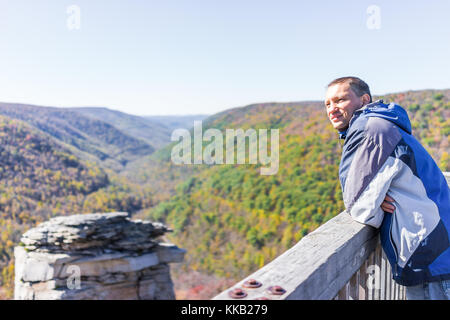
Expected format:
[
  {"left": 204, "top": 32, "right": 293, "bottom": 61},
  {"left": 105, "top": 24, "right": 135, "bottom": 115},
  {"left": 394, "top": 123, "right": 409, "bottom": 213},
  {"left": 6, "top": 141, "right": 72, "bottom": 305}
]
[{"left": 389, "top": 216, "right": 399, "bottom": 277}]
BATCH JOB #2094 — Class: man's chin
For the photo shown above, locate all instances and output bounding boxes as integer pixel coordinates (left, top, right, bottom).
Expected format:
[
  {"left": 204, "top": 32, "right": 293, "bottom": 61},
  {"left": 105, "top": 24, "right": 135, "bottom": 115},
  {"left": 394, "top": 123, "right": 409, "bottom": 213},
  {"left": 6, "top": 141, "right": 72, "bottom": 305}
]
[{"left": 332, "top": 122, "right": 346, "bottom": 130}]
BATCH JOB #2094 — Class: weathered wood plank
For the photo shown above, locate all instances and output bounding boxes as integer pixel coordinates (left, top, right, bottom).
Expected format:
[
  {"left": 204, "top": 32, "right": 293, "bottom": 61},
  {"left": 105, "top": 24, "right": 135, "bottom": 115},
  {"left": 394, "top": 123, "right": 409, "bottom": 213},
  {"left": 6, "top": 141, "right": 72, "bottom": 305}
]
[
  {"left": 358, "top": 261, "right": 367, "bottom": 300},
  {"left": 374, "top": 246, "right": 381, "bottom": 300},
  {"left": 391, "top": 270, "right": 396, "bottom": 300},
  {"left": 348, "top": 272, "right": 358, "bottom": 300},
  {"left": 380, "top": 248, "right": 387, "bottom": 300},
  {"left": 339, "top": 283, "right": 348, "bottom": 300},
  {"left": 386, "top": 255, "right": 392, "bottom": 299},
  {"left": 396, "top": 282, "right": 400, "bottom": 300},
  {"left": 367, "top": 252, "right": 375, "bottom": 300}
]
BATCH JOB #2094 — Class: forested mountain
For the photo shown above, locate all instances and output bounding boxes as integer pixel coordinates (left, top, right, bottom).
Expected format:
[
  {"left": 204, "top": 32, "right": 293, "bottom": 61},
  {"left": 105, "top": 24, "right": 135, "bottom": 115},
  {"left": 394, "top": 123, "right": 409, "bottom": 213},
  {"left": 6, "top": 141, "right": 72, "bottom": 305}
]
[
  {"left": 127, "top": 89, "right": 449, "bottom": 298},
  {"left": 0, "top": 103, "right": 155, "bottom": 170},
  {"left": 70, "top": 107, "right": 172, "bottom": 150},
  {"left": 0, "top": 89, "right": 447, "bottom": 299}
]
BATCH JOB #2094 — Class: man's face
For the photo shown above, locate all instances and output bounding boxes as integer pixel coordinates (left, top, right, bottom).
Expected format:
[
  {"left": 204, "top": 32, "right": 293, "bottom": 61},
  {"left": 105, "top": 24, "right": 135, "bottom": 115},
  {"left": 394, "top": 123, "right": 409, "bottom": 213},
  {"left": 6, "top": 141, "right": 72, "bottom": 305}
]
[{"left": 325, "top": 83, "right": 365, "bottom": 131}]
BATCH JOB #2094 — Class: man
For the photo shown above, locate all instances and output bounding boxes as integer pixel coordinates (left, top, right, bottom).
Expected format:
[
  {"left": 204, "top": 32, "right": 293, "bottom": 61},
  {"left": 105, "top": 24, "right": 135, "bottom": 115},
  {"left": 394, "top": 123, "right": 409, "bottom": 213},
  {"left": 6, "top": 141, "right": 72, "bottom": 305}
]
[{"left": 325, "top": 76, "right": 450, "bottom": 300}]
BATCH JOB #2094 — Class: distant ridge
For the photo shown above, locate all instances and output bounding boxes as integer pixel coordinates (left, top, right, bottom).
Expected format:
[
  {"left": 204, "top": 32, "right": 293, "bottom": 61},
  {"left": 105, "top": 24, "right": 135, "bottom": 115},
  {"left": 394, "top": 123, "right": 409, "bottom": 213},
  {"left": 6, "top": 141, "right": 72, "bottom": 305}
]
[
  {"left": 70, "top": 107, "right": 172, "bottom": 150},
  {"left": 144, "top": 114, "right": 209, "bottom": 132}
]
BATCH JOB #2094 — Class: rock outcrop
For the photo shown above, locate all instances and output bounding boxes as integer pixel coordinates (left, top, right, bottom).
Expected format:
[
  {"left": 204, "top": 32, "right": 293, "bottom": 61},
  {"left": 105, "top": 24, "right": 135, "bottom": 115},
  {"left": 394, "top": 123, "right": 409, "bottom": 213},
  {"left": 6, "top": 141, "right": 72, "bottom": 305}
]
[{"left": 14, "top": 212, "right": 186, "bottom": 300}]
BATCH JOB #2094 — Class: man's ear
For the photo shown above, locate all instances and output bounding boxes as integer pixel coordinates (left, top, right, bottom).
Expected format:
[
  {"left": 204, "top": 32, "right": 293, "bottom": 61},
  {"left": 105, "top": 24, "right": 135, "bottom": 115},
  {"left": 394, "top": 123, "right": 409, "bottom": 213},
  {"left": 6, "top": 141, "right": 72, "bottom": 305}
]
[{"left": 361, "top": 93, "right": 371, "bottom": 106}]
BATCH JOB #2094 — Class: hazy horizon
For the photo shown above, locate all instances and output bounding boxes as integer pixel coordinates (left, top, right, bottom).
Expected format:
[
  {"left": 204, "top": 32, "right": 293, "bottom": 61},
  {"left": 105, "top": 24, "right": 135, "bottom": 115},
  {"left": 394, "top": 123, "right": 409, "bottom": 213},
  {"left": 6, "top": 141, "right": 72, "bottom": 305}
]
[{"left": 0, "top": 86, "right": 448, "bottom": 117}]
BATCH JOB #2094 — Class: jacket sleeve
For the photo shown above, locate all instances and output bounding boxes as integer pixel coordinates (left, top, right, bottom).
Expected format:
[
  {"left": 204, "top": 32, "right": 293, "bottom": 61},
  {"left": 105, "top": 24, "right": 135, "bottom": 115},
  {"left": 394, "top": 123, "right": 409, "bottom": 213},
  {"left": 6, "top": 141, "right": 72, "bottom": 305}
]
[{"left": 342, "top": 117, "right": 403, "bottom": 228}]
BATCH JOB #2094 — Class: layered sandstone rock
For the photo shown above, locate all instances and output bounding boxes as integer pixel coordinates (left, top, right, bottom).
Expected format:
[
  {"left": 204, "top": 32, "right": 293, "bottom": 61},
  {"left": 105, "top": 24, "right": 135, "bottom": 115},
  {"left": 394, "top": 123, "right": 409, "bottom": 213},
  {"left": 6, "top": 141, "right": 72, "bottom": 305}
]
[{"left": 14, "top": 212, "right": 186, "bottom": 300}]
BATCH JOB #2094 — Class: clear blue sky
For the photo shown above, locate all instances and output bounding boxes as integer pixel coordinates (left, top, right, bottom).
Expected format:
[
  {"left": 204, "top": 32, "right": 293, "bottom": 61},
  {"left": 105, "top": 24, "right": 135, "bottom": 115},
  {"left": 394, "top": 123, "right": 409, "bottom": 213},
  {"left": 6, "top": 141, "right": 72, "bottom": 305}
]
[{"left": 0, "top": 0, "right": 448, "bottom": 115}]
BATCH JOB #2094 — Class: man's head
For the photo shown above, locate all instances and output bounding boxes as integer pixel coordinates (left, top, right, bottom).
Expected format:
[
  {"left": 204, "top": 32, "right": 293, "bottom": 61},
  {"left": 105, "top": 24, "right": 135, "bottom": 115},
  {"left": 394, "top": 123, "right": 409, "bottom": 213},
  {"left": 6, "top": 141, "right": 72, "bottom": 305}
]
[{"left": 325, "top": 76, "right": 372, "bottom": 131}]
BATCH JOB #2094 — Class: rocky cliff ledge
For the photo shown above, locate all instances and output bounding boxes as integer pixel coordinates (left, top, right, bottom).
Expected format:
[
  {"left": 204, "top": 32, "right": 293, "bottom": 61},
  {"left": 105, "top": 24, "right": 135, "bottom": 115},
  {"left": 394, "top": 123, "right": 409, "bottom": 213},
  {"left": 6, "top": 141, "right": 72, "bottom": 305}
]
[{"left": 14, "top": 212, "right": 186, "bottom": 300}]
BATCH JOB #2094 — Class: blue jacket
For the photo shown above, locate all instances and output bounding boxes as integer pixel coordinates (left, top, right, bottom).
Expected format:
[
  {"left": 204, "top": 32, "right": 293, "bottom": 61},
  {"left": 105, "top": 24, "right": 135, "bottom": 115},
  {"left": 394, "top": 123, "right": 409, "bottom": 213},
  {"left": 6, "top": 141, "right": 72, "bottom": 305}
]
[{"left": 338, "top": 100, "right": 450, "bottom": 286}]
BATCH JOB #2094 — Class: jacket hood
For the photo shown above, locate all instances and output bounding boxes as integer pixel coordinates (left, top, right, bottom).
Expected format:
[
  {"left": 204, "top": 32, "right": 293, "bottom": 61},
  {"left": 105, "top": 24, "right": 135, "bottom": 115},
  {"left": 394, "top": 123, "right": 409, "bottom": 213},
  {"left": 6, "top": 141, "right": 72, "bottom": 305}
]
[{"left": 352, "top": 99, "right": 412, "bottom": 134}]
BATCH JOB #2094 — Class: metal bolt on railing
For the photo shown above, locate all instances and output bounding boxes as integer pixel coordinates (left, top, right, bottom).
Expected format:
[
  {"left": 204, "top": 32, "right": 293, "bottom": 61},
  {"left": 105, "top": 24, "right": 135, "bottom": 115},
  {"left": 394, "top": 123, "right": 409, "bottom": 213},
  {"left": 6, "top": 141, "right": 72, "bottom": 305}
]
[
  {"left": 266, "top": 285, "right": 286, "bottom": 295},
  {"left": 228, "top": 288, "right": 248, "bottom": 299},
  {"left": 243, "top": 279, "right": 262, "bottom": 288}
]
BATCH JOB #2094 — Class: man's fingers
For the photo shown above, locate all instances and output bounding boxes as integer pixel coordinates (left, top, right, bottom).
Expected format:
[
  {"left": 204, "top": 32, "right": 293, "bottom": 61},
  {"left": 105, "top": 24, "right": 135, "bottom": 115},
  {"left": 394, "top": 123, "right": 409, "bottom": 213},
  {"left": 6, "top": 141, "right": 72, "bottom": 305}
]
[
  {"left": 381, "top": 201, "right": 395, "bottom": 213},
  {"left": 386, "top": 202, "right": 395, "bottom": 210},
  {"left": 382, "top": 207, "right": 394, "bottom": 213},
  {"left": 382, "top": 195, "right": 396, "bottom": 213}
]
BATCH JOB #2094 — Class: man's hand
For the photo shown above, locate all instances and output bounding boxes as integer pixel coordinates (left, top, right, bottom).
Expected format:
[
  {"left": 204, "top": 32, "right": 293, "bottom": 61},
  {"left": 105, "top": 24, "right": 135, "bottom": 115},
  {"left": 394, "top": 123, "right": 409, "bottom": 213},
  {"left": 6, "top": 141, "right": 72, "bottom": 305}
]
[{"left": 381, "top": 195, "right": 396, "bottom": 213}]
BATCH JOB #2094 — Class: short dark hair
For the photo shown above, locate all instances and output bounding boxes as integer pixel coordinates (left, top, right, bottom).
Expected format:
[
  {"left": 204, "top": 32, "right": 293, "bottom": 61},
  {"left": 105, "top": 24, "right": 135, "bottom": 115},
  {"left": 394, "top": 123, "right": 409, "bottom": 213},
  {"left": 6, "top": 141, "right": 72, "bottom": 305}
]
[{"left": 327, "top": 76, "right": 372, "bottom": 103}]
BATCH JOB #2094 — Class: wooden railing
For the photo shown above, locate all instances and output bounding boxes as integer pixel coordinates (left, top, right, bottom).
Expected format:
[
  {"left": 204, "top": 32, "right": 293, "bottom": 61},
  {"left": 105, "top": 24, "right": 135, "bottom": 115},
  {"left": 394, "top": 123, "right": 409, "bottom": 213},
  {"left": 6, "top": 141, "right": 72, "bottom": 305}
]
[
  {"left": 213, "top": 172, "right": 450, "bottom": 300},
  {"left": 333, "top": 241, "right": 405, "bottom": 300}
]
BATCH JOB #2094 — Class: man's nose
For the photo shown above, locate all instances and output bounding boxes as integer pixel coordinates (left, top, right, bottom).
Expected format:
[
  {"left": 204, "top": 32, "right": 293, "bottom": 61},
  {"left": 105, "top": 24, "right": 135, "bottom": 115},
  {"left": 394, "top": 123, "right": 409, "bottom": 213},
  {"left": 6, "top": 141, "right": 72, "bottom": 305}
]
[{"left": 329, "top": 104, "right": 339, "bottom": 115}]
